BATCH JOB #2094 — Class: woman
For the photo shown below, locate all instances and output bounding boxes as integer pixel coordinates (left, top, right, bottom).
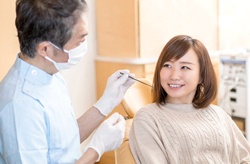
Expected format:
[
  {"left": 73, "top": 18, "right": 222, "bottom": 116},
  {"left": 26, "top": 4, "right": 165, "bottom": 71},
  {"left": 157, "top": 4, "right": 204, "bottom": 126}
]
[{"left": 129, "top": 35, "right": 250, "bottom": 163}]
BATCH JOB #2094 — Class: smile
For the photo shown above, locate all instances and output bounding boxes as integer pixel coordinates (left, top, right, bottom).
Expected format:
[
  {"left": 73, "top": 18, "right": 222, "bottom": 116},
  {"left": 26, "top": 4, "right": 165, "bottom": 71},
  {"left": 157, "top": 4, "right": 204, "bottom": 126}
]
[{"left": 169, "top": 84, "right": 183, "bottom": 88}]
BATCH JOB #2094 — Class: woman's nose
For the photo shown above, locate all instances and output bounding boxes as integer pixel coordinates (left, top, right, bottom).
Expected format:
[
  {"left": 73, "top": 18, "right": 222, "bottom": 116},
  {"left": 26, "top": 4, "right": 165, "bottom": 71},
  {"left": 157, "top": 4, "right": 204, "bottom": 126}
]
[{"left": 169, "top": 68, "right": 180, "bottom": 80}]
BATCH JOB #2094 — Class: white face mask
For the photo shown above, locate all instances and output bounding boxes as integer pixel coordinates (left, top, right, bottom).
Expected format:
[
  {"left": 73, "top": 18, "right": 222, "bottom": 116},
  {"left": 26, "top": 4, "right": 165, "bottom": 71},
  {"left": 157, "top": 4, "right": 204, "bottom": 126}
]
[{"left": 45, "top": 41, "right": 88, "bottom": 71}]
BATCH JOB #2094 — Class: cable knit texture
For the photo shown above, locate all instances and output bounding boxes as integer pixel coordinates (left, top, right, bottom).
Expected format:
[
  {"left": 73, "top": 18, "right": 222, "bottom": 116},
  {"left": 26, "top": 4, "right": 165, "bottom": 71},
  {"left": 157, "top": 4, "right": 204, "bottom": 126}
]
[{"left": 129, "top": 103, "right": 250, "bottom": 164}]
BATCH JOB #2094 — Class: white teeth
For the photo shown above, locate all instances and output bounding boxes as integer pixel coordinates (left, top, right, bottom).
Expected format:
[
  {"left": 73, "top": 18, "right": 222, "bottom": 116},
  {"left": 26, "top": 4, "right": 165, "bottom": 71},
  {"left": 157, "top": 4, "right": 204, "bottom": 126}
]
[{"left": 169, "top": 84, "right": 182, "bottom": 88}]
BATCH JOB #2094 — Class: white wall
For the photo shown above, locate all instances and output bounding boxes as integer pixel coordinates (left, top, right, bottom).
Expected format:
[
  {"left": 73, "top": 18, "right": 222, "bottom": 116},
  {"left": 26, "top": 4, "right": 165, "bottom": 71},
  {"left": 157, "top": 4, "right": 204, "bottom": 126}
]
[{"left": 219, "top": 0, "right": 250, "bottom": 50}]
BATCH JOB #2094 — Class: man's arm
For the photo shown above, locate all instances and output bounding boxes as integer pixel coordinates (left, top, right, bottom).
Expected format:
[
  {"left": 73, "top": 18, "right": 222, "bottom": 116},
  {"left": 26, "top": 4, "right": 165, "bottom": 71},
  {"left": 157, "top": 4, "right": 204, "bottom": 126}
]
[
  {"left": 77, "top": 112, "right": 126, "bottom": 163},
  {"left": 77, "top": 106, "right": 105, "bottom": 143},
  {"left": 75, "top": 148, "right": 99, "bottom": 164},
  {"left": 76, "top": 70, "right": 135, "bottom": 163},
  {"left": 77, "top": 70, "right": 135, "bottom": 142}
]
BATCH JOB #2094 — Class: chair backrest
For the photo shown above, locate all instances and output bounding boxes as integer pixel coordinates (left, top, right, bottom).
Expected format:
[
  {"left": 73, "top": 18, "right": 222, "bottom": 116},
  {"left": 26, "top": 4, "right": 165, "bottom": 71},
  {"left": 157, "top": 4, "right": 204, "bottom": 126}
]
[
  {"left": 115, "top": 78, "right": 152, "bottom": 164},
  {"left": 121, "top": 78, "right": 153, "bottom": 118}
]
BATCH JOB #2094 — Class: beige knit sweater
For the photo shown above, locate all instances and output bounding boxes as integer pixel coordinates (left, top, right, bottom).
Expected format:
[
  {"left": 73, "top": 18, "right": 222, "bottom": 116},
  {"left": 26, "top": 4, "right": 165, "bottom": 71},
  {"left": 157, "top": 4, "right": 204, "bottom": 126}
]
[{"left": 129, "top": 103, "right": 250, "bottom": 164}]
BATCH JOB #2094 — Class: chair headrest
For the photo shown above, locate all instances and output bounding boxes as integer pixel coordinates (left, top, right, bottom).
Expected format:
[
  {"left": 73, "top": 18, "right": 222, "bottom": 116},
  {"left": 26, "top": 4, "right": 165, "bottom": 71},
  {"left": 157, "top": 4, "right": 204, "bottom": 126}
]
[{"left": 121, "top": 78, "right": 152, "bottom": 118}]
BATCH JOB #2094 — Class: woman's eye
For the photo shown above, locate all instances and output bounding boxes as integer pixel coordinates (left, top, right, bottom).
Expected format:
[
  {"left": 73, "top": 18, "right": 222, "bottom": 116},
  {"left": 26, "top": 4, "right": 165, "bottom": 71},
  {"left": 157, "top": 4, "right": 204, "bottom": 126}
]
[
  {"left": 182, "top": 66, "right": 190, "bottom": 69},
  {"left": 163, "top": 64, "right": 171, "bottom": 68}
]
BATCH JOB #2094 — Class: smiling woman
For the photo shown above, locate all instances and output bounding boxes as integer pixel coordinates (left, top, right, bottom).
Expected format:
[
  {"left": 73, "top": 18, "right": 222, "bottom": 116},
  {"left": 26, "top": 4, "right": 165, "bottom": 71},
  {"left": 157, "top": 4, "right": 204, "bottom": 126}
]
[
  {"left": 129, "top": 35, "right": 250, "bottom": 164},
  {"left": 153, "top": 35, "right": 217, "bottom": 108},
  {"left": 160, "top": 48, "right": 200, "bottom": 104}
]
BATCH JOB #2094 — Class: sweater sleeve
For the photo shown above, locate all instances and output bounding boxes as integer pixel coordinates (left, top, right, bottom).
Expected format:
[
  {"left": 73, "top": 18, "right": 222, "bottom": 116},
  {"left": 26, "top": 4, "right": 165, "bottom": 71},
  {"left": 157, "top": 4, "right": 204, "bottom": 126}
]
[
  {"left": 212, "top": 104, "right": 250, "bottom": 163},
  {"left": 226, "top": 113, "right": 250, "bottom": 163},
  {"left": 129, "top": 109, "right": 168, "bottom": 164}
]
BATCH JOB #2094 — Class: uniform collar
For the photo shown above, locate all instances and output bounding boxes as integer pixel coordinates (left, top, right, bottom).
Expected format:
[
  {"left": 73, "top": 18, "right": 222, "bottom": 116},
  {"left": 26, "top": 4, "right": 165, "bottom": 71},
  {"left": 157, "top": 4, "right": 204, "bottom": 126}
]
[{"left": 14, "top": 55, "right": 54, "bottom": 85}]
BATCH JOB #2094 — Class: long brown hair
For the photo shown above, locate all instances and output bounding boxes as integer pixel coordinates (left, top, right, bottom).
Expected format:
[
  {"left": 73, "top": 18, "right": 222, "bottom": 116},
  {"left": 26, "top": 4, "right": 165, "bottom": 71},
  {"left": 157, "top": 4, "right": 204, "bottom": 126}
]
[{"left": 153, "top": 35, "right": 217, "bottom": 109}]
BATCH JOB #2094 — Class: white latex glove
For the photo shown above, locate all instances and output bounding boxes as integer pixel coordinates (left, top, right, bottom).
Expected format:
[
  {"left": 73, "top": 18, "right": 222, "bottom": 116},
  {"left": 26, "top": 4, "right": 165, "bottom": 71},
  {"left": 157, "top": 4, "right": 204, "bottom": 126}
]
[
  {"left": 84, "top": 112, "right": 126, "bottom": 161},
  {"left": 94, "top": 70, "right": 135, "bottom": 116}
]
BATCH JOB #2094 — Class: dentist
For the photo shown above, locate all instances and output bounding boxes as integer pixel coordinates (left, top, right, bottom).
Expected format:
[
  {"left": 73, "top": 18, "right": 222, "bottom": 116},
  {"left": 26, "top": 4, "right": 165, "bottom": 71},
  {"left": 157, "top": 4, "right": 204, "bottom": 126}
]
[{"left": 0, "top": 0, "right": 135, "bottom": 163}]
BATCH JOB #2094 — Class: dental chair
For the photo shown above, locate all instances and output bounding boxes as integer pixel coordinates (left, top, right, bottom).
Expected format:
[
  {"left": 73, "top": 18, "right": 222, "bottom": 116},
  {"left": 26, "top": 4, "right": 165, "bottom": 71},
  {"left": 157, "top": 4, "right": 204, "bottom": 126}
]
[{"left": 115, "top": 78, "right": 153, "bottom": 164}]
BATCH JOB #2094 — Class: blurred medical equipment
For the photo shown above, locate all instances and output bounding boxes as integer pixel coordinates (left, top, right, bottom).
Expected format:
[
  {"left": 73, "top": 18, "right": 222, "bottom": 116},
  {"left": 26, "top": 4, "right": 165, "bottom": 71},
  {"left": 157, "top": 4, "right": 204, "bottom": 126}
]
[{"left": 218, "top": 49, "right": 250, "bottom": 140}]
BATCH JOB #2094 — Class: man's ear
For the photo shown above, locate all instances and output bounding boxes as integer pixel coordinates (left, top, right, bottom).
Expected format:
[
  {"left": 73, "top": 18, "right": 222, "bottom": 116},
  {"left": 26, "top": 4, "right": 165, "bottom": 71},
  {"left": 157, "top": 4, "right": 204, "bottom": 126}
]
[{"left": 36, "top": 41, "right": 52, "bottom": 57}]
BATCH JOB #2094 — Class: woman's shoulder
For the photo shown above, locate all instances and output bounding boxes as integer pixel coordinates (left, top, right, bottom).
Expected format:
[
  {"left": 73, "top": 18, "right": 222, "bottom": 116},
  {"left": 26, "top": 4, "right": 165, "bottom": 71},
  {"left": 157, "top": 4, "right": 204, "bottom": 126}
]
[
  {"left": 137, "top": 103, "right": 159, "bottom": 112},
  {"left": 208, "top": 104, "right": 226, "bottom": 114},
  {"left": 134, "top": 103, "right": 161, "bottom": 119},
  {"left": 207, "top": 104, "right": 231, "bottom": 119},
  {"left": 209, "top": 104, "right": 223, "bottom": 110}
]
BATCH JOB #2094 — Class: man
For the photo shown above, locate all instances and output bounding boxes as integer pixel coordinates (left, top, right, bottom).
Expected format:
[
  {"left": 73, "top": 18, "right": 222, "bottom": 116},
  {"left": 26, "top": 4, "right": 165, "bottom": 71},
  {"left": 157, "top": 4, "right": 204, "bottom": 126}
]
[{"left": 0, "top": 0, "right": 135, "bottom": 163}]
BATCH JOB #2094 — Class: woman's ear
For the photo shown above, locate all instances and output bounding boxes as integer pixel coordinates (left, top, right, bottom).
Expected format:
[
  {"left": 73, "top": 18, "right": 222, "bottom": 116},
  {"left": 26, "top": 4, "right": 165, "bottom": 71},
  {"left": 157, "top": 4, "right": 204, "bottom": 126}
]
[{"left": 36, "top": 41, "right": 52, "bottom": 57}]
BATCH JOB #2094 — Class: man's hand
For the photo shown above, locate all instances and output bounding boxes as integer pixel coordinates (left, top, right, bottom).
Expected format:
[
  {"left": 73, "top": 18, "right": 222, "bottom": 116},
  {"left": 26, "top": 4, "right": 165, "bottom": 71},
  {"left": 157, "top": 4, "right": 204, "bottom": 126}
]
[
  {"left": 84, "top": 112, "right": 126, "bottom": 161},
  {"left": 94, "top": 70, "right": 135, "bottom": 116}
]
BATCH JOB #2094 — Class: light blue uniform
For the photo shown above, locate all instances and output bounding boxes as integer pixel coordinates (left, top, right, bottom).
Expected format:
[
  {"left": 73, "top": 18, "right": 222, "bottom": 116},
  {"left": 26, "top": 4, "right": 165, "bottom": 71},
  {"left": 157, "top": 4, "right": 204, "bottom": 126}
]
[{"left": 0, "top": 56, "right": 81, "bottom": 163}]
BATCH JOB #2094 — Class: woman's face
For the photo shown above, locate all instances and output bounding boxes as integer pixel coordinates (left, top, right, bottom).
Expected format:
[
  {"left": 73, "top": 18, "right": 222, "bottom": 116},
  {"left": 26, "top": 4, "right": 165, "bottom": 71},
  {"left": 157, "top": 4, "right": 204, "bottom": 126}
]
[{"left": 160, "top": 48, "right": 200, "bottom": 104}]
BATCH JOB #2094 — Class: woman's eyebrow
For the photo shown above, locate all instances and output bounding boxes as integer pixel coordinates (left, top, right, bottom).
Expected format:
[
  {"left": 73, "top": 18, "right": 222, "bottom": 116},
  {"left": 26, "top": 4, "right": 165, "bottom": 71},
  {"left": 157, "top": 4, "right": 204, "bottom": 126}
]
[
  {"left": 167, "top": 60, "right": 195, "bottom": 65},
  {"left": 179, "top": 61, "right": 195, "bottom": 65}
]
